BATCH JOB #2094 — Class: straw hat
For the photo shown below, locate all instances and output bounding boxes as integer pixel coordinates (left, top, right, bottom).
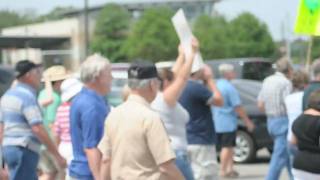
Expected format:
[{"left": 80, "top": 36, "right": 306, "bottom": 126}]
[
  {"left": 42, "top": 65, "right": 70, "bottom": 82},
  {"left": 60, "top": 78, "right": 83, "bottom": 102}
]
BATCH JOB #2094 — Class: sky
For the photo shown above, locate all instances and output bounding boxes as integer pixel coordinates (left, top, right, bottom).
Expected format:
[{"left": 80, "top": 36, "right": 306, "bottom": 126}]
[{"left": 1, "top": 0, "right": 301, "bottom": 41}]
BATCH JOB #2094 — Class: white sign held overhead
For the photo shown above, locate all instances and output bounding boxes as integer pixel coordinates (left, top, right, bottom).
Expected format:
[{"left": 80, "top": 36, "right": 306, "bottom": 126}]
[{"left": 171, "top": 9, "right": 204, "bottom": 73}]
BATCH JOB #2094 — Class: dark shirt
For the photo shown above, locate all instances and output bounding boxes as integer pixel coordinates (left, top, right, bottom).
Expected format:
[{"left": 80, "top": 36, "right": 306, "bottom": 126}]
[
  {"left": 179, "top": 80, "right": 215, "bottom": 145},
  {"left": 302, "top": 81, "right": 320, "bottom": 110},
  {"left": 69, "top": 87, "right": 110, "bottom": 179},
  {"left": 292, "top": 113, "right": 320, "bottom": 174}
]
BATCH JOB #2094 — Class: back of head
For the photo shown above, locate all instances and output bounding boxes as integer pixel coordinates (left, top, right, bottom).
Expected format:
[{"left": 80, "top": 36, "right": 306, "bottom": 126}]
[
  {"left": 292, "top": 70, "right": 309, "bottom": 90},
  {"left": 312, "top": 59, "right": 320, "bottom": 80},
  {"left": 276, "top": 57, "right": 292, "bottom": 75},
  {"left": 158, "top": 68, "right": 174, "bottom": 90},
  {"left": 218, "top": 63, "right": 234, "bottom": 77},
  {"left": 127, "top": 61, "right": 159, "bottom": 90},
  {"left": 307, "top": 89, "right": 320, "bottom": 111},
  {"left": 80, "top": 53, "right": 110, "bottom": 84}
]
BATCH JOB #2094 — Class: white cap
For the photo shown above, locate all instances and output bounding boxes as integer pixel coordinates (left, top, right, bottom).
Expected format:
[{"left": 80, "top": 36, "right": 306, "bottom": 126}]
[{"left": 61, "top": 78, "right": 83, "bottom": 102}]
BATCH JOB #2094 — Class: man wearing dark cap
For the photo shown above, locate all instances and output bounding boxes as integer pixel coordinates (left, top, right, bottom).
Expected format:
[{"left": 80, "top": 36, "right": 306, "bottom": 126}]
[
  {"left": 99, "top": 61, "right": 184, "bottom": 180},
  {"left": 0, "top": 60, "right": 66, "bottom": 180}
]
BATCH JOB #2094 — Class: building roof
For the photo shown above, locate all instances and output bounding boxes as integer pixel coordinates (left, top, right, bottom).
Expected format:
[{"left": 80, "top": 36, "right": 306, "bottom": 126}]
[
  {"left": 0, "top": 36, "right": 69, "bottom": 49},
  {"left": 63, "top": 0, "right": 219, "bottom": 16}
]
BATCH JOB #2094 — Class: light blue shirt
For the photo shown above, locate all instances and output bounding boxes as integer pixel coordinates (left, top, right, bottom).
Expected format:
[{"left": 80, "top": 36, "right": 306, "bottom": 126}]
[
  {"left": 0, "top": 82, "right": 43, "bottom": 153},
  {"left": 213, "top": 79, "right": 241, "bottom": 133}
]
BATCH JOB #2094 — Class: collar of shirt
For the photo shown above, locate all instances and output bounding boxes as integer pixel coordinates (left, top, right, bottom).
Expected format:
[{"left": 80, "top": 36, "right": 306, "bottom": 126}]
[
  {"left": 81, "top": 87, "right": 106, "bottom": 104},
  {"left": 127, "top": 94, "right": 150, "bottom": 107},
  {"left": 16, "top": 82, "right": 37, "bottom": 96}
]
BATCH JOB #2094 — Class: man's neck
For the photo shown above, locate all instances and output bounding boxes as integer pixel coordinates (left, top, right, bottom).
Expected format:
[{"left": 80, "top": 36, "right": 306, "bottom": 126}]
[{"left": 85, "top": 83, "right": 102, "bottom": 96}]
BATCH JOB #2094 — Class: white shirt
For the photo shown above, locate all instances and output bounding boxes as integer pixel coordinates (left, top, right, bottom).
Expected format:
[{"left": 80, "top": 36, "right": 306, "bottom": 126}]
[
  {"left": 151, "top": 93, "right": 189, "bottom": 150},
  {"left": 285, "top": 91, "right": 303, "bottom": 142}
]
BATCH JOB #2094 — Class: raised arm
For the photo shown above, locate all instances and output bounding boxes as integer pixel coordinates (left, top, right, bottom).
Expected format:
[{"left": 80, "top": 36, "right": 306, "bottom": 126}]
[
  {"left": 203, "top": 65, "right": 223, "bottom": 106},
  {"left": 163, "top": 38, "right": 199, "bottom": 107}
]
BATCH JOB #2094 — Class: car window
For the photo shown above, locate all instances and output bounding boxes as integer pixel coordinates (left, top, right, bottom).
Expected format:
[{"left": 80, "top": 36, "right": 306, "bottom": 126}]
[{"left": 242, "top": 62, "right": 274, "bottom": 81}]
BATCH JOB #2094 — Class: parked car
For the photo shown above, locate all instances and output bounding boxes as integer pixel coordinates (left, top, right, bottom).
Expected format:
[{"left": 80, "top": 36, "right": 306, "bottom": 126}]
[
  {"left": 107, "top": 63, "right": 129, "bottom": 107},
  {"left": 229, "top": 79, "right": 273, "bottom": 163},
  {"left": 207, "top": 58, "right": 275, "bottom": 81},
  {"left": 107, "top": 63, "right": 273, "bottom": 163}
]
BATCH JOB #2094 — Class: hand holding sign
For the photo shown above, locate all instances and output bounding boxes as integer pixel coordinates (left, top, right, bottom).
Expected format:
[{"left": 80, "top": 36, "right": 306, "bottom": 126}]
[{"left": 171, "top": 9, "right": 204, "bottom": 73}]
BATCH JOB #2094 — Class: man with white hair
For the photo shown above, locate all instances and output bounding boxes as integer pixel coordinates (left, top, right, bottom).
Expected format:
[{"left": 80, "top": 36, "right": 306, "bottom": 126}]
[
  {"left": 69, "top": 54, "right": 112, "bottom": 180},
  {"left": 213, "top": 64, "right": 254, "bottom": 178},
  {"left": 258, "top": 57, "right": 293, "bottom": 180},
  {"left": 99, "top": 61, "right": 184, "bottom": 180}
]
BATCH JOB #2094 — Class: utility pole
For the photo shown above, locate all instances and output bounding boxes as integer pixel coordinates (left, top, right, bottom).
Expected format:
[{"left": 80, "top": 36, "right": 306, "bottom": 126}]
[{"left": 84, "top": 0, "right": 89, "bottom": 57}]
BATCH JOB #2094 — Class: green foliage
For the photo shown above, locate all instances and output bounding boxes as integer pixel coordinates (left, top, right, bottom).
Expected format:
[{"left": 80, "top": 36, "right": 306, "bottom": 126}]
[
  {"left": 37, "top": 6, "right": 75, "bottom": 22},
  {"left": 194, "top": 12, "right": 275, "bottom": 60},
  {"left": 0, "top": 10, "right": 34, "bottom": 30},
  {"left": 228, "top": 13, "right": 275, "bottom": 58},
  {"left": 312, "top": 37, "right": 320, "bottom": 60},
  {"left": 91, "top": 4, "right": 131, "bottom": 62},
  {"left": 123, "top": 7, "right": 179, "bottom": 62},
  {"left": 193, "top": 15, "right": 230, "bottom": 59}
]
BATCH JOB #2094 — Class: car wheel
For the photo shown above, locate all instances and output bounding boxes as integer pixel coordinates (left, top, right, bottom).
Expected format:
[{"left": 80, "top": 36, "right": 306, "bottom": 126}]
[{"left": 233, "top": 130, "right": 256, "bottom": 163}]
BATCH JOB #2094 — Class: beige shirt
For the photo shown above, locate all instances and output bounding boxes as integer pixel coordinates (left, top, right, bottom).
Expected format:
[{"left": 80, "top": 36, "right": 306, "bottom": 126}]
[{"left": 98, "top": 94, "right": 176, "bottom": 180}]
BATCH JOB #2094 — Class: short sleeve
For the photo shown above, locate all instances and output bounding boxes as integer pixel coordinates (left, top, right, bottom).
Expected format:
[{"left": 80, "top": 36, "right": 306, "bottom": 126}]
[
  {"left": 98, "top": 118, "right": 111, "bottom": 160},
  {"left": 146, "top": 114, "right": 175, "bottom": 165},
  {"left": 53, "top": 106, "right": 63, "bottom": 136},
  {"left": 22, "top": 98, "right": 43, "bottom": 125},
  {"left": 228, "top": 86, "right": 241, "bottom": 107},
  {"left": 192, "top": 83, "right": 213, "bottom": 104},
  {"left": 0, "top": 107, "right": 3, "bottom": 124},
  {"left": 81, "top": 107, "right": 105, "bottom": 148}
]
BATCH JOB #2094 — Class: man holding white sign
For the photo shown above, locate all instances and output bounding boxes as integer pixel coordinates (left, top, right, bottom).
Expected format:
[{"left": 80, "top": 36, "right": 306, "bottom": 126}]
[{"left": 173, "top": 9, "right": 223, "bottom": 180}]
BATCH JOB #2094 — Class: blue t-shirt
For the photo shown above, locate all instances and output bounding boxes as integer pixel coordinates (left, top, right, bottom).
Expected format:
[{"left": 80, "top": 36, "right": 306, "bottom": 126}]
[
  {"left": 179, "top": 80, "right": 215, "bottom": 145},
  {"left": 69, "top": 87, "right": 110, "bottom": 179},
  {"left": 213, "top": 79, "right": 241, "bottom": 133}
]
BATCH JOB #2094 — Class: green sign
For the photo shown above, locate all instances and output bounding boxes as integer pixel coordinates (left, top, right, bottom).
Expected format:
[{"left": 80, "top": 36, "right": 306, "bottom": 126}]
[{"left": 295, "top": 0, "right": 320, "bottom": 35}]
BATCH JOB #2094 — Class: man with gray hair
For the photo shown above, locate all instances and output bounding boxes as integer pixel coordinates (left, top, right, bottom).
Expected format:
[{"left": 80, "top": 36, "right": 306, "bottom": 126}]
[
  {"left": 258, "top": 57, "right": 293, "bottom": 180},
  {"left": 213, "top": 64, "right": 254, "bottom": 178},
  {"left": 302, "top": 59, "right": 320, "bottom": 110},
  {"left": 99, "top": 61, "right": 184, "bottom": 180},
  {"left": 69, "top": 54, "right": 112, "bottom": 180}
]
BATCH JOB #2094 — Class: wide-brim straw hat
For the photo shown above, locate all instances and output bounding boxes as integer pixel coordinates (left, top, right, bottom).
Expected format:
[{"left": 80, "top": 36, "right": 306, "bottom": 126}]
[{"left": 42, "top": 65, "right": 70, "bottom": 82}]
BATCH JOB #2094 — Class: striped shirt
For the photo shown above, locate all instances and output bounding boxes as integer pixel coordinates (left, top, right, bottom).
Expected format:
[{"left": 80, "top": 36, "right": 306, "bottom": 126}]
[
  {"left": 258, "top": 72, "right": 292, "bottom": 117},
  {"left": 0, "top": 82, "right": 43, "bottom": 153},
  {"left": 53, "top": 102, "right": 71, "bottom": 143}
]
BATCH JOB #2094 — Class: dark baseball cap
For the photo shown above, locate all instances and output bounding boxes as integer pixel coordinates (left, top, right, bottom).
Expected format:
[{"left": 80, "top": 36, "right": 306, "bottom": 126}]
[
  {"left": 128, "top": 61, "right": 159, "bottom": 80},
  {"left": 15, "top": 60, "right": 42, "bottom": 78}
]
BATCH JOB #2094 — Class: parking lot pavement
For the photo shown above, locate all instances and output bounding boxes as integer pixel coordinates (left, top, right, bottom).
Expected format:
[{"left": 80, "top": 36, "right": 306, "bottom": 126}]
[{"left": 228, "top": 149, "right": 290, "bottom": 180}]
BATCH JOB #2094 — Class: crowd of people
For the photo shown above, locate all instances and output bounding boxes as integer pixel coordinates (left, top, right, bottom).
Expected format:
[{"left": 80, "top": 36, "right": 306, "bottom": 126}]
[{"left": 0, "top": 37, "right": 319, "bottom": 180}]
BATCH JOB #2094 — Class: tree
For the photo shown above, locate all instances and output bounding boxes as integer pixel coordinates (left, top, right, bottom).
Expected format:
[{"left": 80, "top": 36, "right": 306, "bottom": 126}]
[
  {"left": 0, "top": 10, "right": 34, "bottom": 30},
  {"left": 228, "top": 12, "right": 275, "bottom": 58},
  {"left": 90, "top": 4, "right": 131, "bottom": 62},
  {"left": 37, "top": 6, "right": 75, "bottom": 22},
  {"left": 123, "top": 7, "right": 179, "bottom": 62},
  {"left": 193, "top": 15, "right": 230, "bottom": 59}
]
